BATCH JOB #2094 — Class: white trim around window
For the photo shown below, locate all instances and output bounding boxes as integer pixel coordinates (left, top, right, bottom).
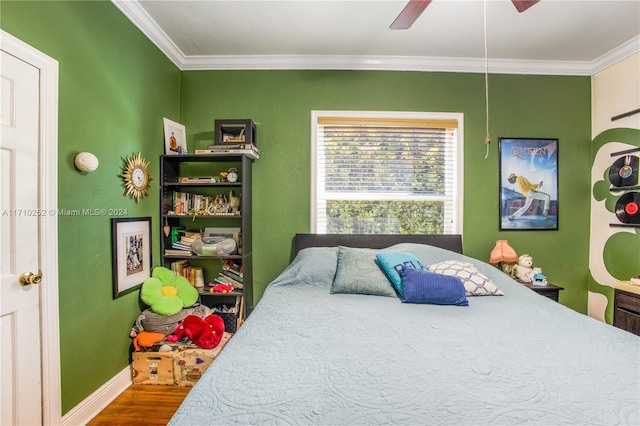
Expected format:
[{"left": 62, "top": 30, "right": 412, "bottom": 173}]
[{"left": 311, "top": 110, "right": 464, "bottom": 235}]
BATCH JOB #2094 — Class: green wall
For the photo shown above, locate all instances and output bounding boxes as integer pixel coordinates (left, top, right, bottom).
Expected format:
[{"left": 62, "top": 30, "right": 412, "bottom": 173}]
[
  {"left": 180, "top": 70, "right": 592, "bottom": 313},
  {"left": 1, "top": 0, "right": 181, "bottom": 414},
  {"left": 2, "top": 0, "right": 593, "bottom": 417}
]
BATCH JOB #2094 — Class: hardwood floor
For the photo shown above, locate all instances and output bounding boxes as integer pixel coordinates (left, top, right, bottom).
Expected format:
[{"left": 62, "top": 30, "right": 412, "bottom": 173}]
[{"left": 87, "top": 385, "right": 190, "bottom": 426}]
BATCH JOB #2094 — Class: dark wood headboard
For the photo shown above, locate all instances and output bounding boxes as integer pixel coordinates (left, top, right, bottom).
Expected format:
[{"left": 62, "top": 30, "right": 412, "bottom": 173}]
[{"left": 293, "top": 234, "right": 463, "bottom": 258}]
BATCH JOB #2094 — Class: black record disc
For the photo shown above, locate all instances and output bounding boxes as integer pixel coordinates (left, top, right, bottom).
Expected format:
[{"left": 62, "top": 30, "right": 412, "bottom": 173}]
[
  {"left": 609, "top": 155, "right": 639, "bottom": 187},
  {"left": 615, "top": 192, "right": 640, "bottom": 224}
]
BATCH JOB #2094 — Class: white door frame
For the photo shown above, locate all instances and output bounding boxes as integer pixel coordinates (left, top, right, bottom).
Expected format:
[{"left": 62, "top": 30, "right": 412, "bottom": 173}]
[{"left": 1, "top": 30, "right": 61, "bottom": 424}]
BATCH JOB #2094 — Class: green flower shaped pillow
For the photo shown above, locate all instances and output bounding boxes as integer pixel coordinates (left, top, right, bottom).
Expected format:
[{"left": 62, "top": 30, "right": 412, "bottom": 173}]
[{"left": 141, "top": 267, "right": 199, "bottom": 316}]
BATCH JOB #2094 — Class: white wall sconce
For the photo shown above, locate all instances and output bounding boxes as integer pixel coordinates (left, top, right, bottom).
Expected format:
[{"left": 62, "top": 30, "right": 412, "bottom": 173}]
[{"left": 74, "top": 152, "right": 99, "bottom": 173}]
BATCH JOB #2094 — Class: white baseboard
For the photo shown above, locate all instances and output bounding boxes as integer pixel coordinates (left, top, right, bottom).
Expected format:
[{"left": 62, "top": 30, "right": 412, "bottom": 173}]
[{"left": 61, "top": 365, "right": 132, "bottom": 426}]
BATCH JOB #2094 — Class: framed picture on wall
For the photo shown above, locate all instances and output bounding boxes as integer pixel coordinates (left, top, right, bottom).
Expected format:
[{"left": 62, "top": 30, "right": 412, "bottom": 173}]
[
  {"left": 112, "top": 217, "right": 152, "bottom": 298},
  {"left": 163, "top": 118, "right": 187, "bottom": 155},
  {"left": 499, "top": 138, "right": 559, "bottom": 230}
]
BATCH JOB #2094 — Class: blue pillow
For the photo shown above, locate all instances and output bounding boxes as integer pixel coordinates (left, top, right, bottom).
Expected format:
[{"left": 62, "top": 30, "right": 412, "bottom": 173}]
[
  {"left": 376, "top": 251, "right": 428, "bottom": 296},
  {"left": 401, "top": 266, "right": 469, "bottom": 306}
]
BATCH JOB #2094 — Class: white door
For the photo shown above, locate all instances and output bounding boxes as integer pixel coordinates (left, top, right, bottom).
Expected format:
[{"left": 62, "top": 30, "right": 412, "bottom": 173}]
[{"left": 1, "top": 50, "right": 43, "bottom": 425}]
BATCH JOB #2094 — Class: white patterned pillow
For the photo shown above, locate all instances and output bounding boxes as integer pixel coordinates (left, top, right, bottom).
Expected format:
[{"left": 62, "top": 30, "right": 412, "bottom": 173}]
[{"left": 428, "top": 260, "right": 504, "bottom": 296}]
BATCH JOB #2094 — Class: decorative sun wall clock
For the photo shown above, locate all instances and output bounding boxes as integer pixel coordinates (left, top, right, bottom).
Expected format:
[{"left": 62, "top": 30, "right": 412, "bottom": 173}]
[{"left": 121, "top": 152, "right": 152, "bottom": 202}]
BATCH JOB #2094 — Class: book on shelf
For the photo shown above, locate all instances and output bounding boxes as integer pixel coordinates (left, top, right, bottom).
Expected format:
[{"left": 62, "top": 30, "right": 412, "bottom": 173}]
[
  {"left": 220, "top": 269, "right": 243, "bottom": 283},
  {"left": 169, "top": 192, "right": 241, "bottom": 216},
  {"left": 165, "top": 249, "right": 193, "bottom": 257},
  {"left": 180, "top": 237, "right": 196, "bottom": 246},
  {"left": 206, "top": 143, "right": 256, "bottom": 151},
  {"left": 171, "top": 259, "right": 189, "bottom": 276},
  {"left": 188, "top": 266, "right": 202, "bottom": 287},
  {"left": 180, "top": 177, "right": 217, "bottom": 183},
  {"left": 222, "top": 259, "right": 243, "bottom": 277},
  {"left": 171, "top": 192, "right": 215, "bottom": 215},
  {"left": 179, "top": 232, "right": 202, "bottom": 247},
  {"left": 165, "top": 228, "right": 202, "bottom": 252},
  {"left": 172, "top": 242, "right": 192, "bottom": 251},
  {"left": 180, "top": 229, "right": 204, "bottom": 239},
  {"left": 170, "top": 261, "right": 202, "bottom": 287},
  {"left": 194, "top": 147, "right": 260, "bottom": 160},
  {"left": 215, "top": 273, "right": 243, "bottom": 289}
]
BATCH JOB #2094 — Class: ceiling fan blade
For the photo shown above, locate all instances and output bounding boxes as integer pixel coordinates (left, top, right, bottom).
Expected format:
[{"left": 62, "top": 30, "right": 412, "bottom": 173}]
[
  {"left": 511, "top": 0, "right": 540, "bottom": 13},
  {"left": 390, "top": 0, "right": 433, "bottom": 30}
]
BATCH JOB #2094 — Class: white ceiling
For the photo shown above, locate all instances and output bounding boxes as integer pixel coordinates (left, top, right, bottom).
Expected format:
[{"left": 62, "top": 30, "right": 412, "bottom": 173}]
[{"left": 113, "top": 0, "right": 640, "bottom": 75}]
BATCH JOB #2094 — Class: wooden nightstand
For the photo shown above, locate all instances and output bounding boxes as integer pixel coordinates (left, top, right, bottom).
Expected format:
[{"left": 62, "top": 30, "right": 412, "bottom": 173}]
[
  {"left": 613, "top": 281, "right": 640, "bottom": 336},
  {"left": 523, "top": 282, "right": 564, "bottom": 302}
]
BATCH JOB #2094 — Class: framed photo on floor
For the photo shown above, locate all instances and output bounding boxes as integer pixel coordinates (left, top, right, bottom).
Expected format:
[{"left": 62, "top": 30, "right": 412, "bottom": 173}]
[
  {"left": 499, "top": 138, "right": 558, "bottom": 230},
  {"left": 112, "top": 217, "right": 152, "bottom": 298}
]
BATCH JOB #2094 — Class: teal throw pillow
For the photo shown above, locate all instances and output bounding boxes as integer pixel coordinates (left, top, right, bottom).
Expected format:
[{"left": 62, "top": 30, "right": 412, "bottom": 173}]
[
  {"left": 376, "top": 251, "right": 428, "bottom": 297},
  {"left": 331, "top": 246, "right": 398, "bottom": 298}
]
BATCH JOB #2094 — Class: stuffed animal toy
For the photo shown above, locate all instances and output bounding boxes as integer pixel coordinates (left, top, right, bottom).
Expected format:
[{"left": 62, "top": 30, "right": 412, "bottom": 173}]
[
  {"left": 132, "top": 331, "right": 166, "bottom": 351},
  {"left": 132, "top": 304, "right": 211, "bottom": 336},
  {"left": 167, "top": 314, "right": 226, "bottom": 349},
  {"left": 165, "top": 321, "right": 185, "bottom": 343},
  {"left": 211, "top": 283, "right": 233, "bottom": 293},
  {"left": 141, "top": 266, "right": 199, "bottom": 316},
  {"left": 511, "top": 254, "right": 534, "bottom": 283},
  {"left": 531, "top": 267, "right": 547, "bottom": 286},
  {"left": 185, "top": 314, "right": 225, "bottom": 349}
]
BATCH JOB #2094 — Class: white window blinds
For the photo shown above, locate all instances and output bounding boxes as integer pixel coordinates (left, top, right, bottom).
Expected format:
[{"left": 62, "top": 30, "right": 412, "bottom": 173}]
[{"left": 311, "top": 112, "right": 463, "bottom": 235}]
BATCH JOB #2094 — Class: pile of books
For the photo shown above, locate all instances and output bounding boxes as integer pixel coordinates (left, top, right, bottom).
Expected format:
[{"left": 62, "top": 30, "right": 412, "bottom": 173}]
[
  {"left": 170, "top": 260, "right": 202, "bottom": 286},
  {"left": 195, "top": 143, "right": 260, "bottom": 160},
  {"left": 210, "top": 259, "right": 243, "bottom": 290},
  {"left": 164, "top": 229, "right": 203, "bottom": 257},
  {"left": 171, "top": 192, "right": 216, "bottom": 215}
]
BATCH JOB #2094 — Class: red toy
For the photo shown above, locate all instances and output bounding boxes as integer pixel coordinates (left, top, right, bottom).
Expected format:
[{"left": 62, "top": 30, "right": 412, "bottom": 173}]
[
  {"left": 165, "top": 322, "right": 185, "bottom": 343},
  {"left": 185, "top": 314, "right": 225, "bottom": 349},
  {"left": 166, "top": 314, "right": 225, "bottom": 349},
  {"left": 210, "top": 283, "right": 233, "bottom": 293}
]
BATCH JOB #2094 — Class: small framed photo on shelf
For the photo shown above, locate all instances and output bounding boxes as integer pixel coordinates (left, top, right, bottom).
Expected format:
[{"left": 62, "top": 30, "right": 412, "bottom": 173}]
[
  {"left": 214, "top": 119, "right": 256, "bottom": 146},
  {"left": 112, "top": 217, "right": 152, "bottom": 298},
  {"left": 163, "top": 117, "right": 187, "bottom": 155},
  {"left": 499, "top": 138, "right": 559, "bottom": 231}
]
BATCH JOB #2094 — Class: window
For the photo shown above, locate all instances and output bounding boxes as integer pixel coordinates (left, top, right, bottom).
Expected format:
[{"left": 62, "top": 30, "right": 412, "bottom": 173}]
[{"left": 311, "top": 111, "right": 463, "bottom": 235}]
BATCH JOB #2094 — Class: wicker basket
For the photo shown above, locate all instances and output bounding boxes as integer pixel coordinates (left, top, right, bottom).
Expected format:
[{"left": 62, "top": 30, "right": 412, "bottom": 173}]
[{"left": 216, "top": 312, "right": 237, "bottom": 333}]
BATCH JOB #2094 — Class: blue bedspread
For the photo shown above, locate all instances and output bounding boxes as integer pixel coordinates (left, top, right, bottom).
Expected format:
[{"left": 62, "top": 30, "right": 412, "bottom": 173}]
[{"left": 170, "top": 244, "right": 640, "bottom": 425}]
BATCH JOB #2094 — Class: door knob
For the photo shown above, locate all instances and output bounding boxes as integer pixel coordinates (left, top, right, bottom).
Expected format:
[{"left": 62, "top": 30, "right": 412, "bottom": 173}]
[{"left": 19, "top": 270, "right": 42, "bottom": 286}]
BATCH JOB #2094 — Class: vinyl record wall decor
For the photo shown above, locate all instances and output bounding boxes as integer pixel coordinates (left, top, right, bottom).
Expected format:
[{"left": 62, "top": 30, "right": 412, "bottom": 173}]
[{"left": 609, "top": 147, "right": 640, "bottom": 227}]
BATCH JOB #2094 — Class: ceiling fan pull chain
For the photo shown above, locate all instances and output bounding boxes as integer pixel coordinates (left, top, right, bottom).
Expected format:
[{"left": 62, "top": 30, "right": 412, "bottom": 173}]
[{"left": 484, "top": 0, "right": 491, "bottom": 160}]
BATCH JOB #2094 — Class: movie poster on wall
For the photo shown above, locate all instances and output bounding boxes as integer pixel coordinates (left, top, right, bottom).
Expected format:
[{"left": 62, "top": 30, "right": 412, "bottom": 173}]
[{"left": 499, "top": 138, "right": 558, "bottom": 230}]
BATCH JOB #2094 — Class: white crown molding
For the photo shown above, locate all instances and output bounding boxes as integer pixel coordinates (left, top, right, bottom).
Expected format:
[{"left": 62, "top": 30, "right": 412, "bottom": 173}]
[
  {"left": 113, "top": 0, "right": 638, "bottom": 76},
  {"left": 590, "top": 35, "right": 640, "bottom": 75},
  {"left": 181, "top": 54, "right": 594, "bottom": 75}
]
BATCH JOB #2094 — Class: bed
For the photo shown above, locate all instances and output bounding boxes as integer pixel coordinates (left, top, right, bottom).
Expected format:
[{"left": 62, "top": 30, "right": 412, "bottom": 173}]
[{"left": 170, "top": 234, "right": 639, "bottom": 425}]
